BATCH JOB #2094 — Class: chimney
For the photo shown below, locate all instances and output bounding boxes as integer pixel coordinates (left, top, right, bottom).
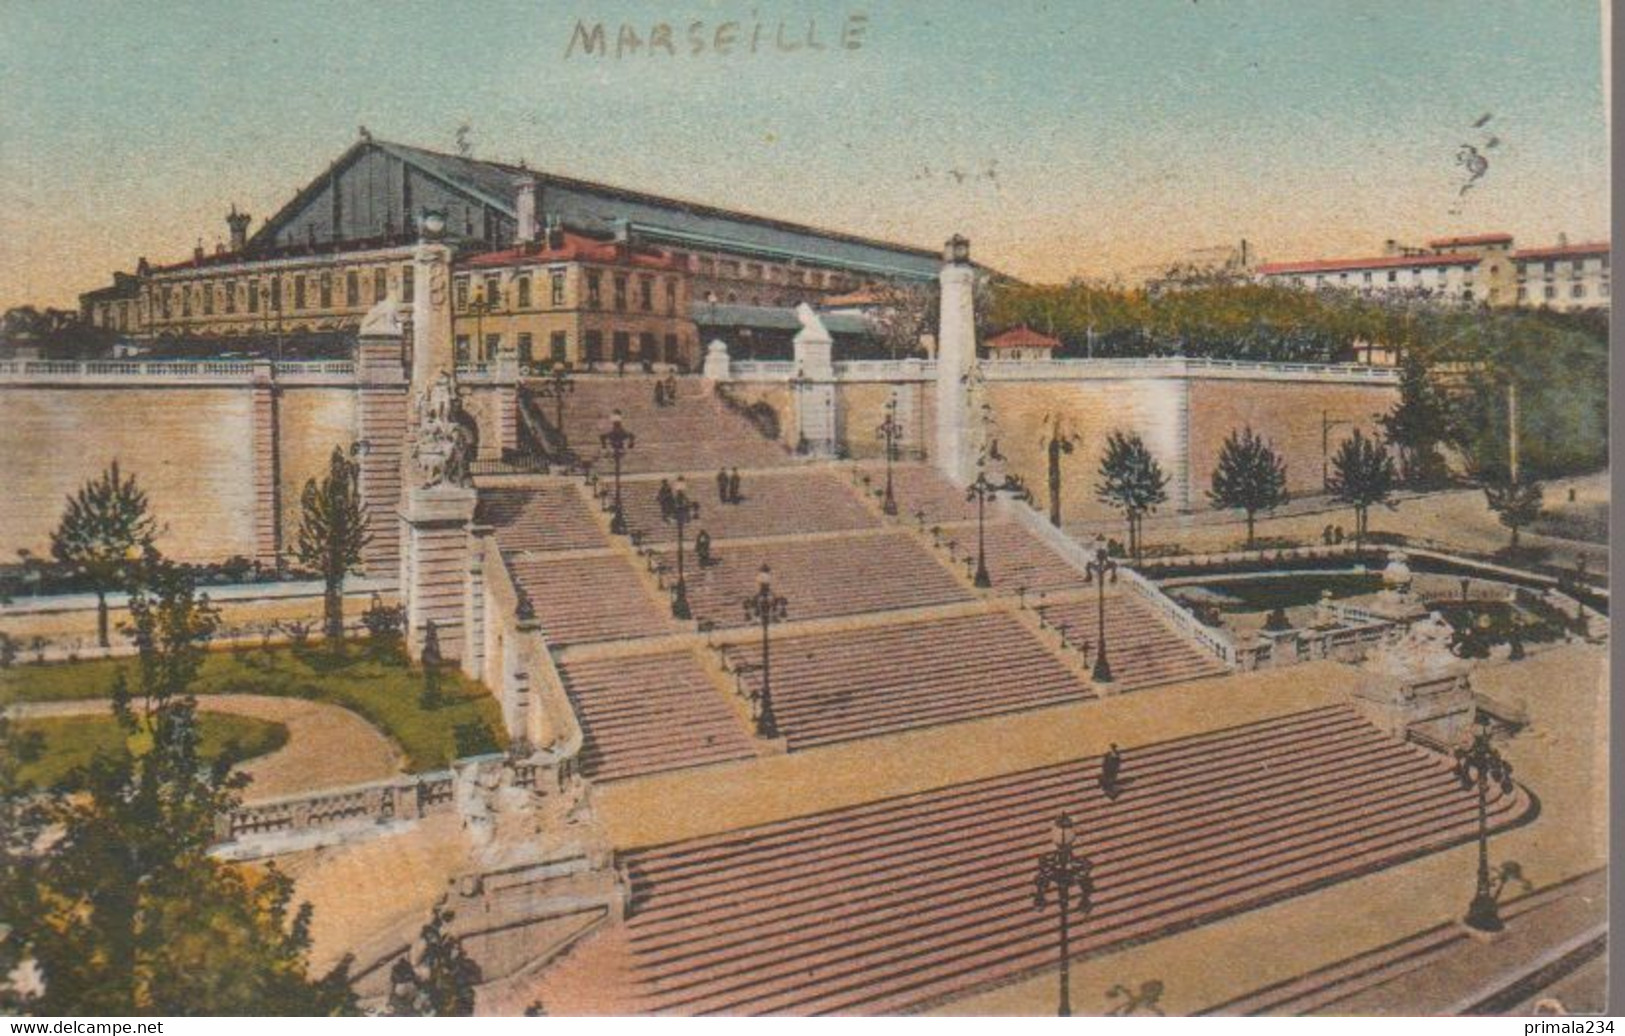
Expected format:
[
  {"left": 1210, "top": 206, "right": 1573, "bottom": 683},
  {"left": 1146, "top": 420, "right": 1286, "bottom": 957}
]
[
  {"left": 226, "top": 205, "right": 252, "bottom": 251},
  {"left": 515, "top": 179, "right": 538, "bottom": 242},
  {"left": 1384, "top": 238, "right": 1398, "bottom": 256},
  {"left": 545, "top": 214, "right": 564, "bottom": 249},
  {"left": 1558, "top": 231, "right": 1569, "bottom": 247},
  {"left": 194, "top": 238, "right": 205, "bottom": 262}
]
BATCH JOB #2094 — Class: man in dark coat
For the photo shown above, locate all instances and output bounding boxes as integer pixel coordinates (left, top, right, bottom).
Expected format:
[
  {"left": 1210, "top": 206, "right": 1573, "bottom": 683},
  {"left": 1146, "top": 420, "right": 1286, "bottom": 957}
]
[
  {"left": 695, "top": 529, "right": 713, "bottom": 567},
  {"left": 656, "top": 478, "right": 675, "bottom": 520},
  {"left": 1100, "top": 743, "right": 1122, "bottom": 799},
  {"left": 728, "top": 467, "right": 743, "bottom": 505},
  {"left": 716, "top": 468, "right": 731, "bottom": 503}
]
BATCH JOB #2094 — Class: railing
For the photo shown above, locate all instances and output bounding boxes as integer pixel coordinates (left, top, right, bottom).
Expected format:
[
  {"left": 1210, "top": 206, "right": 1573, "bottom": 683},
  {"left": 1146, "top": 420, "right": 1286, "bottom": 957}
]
[
  {"left": 0, "top": 359, "right": 356, "bottom": 383},
  {"left": 978, "top": 356, "right": 1400, "bottom": 382},
  {"left": 727, "top": 360, "right": 799, "bottom": 379},
  {"left": 834, "top": 359, "right": 936, "bottom": 381}
]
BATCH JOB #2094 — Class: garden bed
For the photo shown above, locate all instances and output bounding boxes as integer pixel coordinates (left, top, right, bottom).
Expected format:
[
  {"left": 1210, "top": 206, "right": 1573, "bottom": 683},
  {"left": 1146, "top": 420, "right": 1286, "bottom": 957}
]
[{"left": 13, "top": 712, "right": 288, "bottom": 791}]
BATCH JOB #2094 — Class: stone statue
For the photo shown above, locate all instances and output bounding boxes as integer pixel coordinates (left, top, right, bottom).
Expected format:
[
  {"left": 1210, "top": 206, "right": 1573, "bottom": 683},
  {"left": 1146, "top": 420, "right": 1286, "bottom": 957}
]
[
  {"left": 1363, "top": 610, "right": 1463, "bottom": 680},
  {"left": 794, "top": 302, "right": 830, "bottom": 341},
  {"left": 411, "top": 370, "right": 476, "bottom": 488},
  {"left": 358, "top": 293, "right": 403, "bottom": 338}
]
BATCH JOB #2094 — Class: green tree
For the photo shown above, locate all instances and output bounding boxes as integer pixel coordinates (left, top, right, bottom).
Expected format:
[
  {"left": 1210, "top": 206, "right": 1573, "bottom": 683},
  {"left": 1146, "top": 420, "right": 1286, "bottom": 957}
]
[
  {"left": 49, "top": 461, "right": 157, "bottom": 648},
  {"left": 386, "top": 899, "right": 482, "bottom": 1017},
  {"left": 0, "top": 708, "right": 47, "bottom": 1011},
  {"left": 1483, "top": 475, "right": 1544, "bottom": 551},
  {"left": 1094, "top": 431, "right": 1169, "bottom": 563},
  {"left": 1208, "top": 427, "right": 1289, "bottom": 549},
  {"left": 15, "top": 552, "right": 356, "bottom": 1015},
  {"left": 1377, "top": 354, "right": 1449, "bottom": 484},
  {"left": 1327, "top": 430, "right": 1397, "bottom": 548},
  {"left": 294, "top": 447, "right": 371, "bottom": 645}
]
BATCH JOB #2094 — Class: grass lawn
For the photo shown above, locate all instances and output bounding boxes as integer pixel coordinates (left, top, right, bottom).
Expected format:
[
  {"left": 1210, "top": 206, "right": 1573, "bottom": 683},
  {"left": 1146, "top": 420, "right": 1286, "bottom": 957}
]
[
  {"left": 14, "top": 712, "right": 289, "bottom": 791},
  {"left": 0, "top": 643, "right": 507, "bottom": 772}
]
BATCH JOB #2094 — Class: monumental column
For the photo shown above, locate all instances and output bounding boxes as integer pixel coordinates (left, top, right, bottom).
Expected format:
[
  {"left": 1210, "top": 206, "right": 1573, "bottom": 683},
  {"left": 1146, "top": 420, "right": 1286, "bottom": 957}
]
[{"left": 935, "top": 234, "right": 978, "bottom": 486}]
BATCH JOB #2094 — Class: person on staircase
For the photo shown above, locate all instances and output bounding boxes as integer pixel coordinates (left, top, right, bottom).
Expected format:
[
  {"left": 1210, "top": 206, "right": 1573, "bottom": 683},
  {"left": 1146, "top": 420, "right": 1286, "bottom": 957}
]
[
  {"left": 717, "top": 468, "right": 732, "bottom": 504},
  {"left": 728, "top": 467, "right": 743, "bottom": 505},
  {"left": 1100, "top": 743, "right": 1123, "bottom": 800},
  {"left": 695, "top": 528, "right": 713, "bottom": 568},
  {"left": 657, "top": 478, "right": 676, "bottom": 520}
]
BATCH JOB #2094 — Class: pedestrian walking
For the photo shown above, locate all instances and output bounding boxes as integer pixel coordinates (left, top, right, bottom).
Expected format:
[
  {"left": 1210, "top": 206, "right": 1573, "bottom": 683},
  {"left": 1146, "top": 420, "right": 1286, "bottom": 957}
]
[
  {"left": 716, "top": 468, "right": 731, "bottom": 503},
  {"left": 656, "top": 478, "right": 676, "bottom": 520},
  {"left": 664, "top": 373, "right": 679, "bottom": 405},
  {"left": 728, "top": 467, "right": 743, "bottom": 504},
  {"left": 653, "top": 380, "right": 667, "bottom": 407},
  {"left": 1100, "top": 742, "right": 1122, "bottom": 799},
  {"left": 695, "top": 529, "right": 713, "bottom": 567}
]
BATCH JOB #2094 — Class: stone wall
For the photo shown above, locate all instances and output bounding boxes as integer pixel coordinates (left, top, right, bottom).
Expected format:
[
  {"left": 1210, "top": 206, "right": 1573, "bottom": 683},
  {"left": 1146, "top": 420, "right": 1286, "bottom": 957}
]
[{"left": 0, "top": 371, "right": 357, "bottom": 565}]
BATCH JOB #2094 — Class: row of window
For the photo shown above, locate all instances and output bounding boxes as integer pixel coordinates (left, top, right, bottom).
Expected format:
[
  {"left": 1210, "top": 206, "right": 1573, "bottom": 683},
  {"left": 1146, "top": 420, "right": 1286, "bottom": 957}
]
[
  {"left": 1517, "top": 282, "right": 1610, "bottom": 301},
  {"left": 155, "top": 264, "right": 416, "bottom": 320},
  {"left": 687, "top": 253, "right": 858, "bottom": 291},
  {"left": 1514, "top": 257, "right": 1609, "bottom": 275},
  {"left": 453, "top": 329, "right": 682, "bottom": 365},
  {"left": 454, "top": 269, "right": 680, "bottom": 316}
]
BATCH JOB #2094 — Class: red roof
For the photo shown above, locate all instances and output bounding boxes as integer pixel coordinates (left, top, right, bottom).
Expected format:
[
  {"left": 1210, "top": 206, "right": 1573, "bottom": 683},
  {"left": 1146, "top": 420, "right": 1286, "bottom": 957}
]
[
  {"left": 1256, "top": 252, "right": 1482, "bottom": 276},
  {"left": 1512, "top": 241, "right": 1610, "bottom": 262},
  {"left": 1425, "top": 233, "right": 1513, "bottom": 249},
  {"left": 985, "top": 325, "right": 1060, "bottom": 350},
  {"left": 460, "top": 231, "right": 678, "bottom": 270}
]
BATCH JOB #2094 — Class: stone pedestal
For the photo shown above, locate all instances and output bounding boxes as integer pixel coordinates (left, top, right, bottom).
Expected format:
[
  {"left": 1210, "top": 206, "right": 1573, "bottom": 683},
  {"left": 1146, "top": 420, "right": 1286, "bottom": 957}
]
[
  {"left": 703, "top": 339, "right": 731, "bottom": 380},
  {"left": 411, "top": 241, "right": 454, "bottom": 388},
  {"left": 793, "top": 305, "right": 839, "bottom": 457},
  {"left": 400, "top": 485, "right": 477, "bottom": 660}
]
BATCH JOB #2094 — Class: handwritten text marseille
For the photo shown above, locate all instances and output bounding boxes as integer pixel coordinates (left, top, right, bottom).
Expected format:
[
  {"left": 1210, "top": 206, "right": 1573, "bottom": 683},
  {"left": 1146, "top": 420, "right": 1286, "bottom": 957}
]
[{"left": 566, "top": 13, "right": 869, "bottom": 59}]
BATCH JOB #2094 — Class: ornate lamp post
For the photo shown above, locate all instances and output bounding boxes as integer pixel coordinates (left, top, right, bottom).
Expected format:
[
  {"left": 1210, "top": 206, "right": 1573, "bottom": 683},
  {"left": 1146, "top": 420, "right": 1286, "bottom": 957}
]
[
  {"left": 965, "top": 465, "right": 1024, "bottom": 588},
  {"left": 742, "top": 563, "right": 788, "bottom": 738},
  {"left": 1455, "top": 713, "right": 1516, "bottom": 934},
  {"left": 599, "top": 409, "right": 636, "bottom": 535},
  {"left": 535, "top": 363, "right": 574, "bottom": 441},
  {"left": 876, "top": 392, "right": 902, "bottom": 516},
  {"left": 1083, "top": 533, "right": 1118, "bottom": 683},
  {"left": 665, "top": 476, "right": 701, "bottom": 619},
  {"left": 1032, "top": 812, "right": 1095, "bottom": 1018}
]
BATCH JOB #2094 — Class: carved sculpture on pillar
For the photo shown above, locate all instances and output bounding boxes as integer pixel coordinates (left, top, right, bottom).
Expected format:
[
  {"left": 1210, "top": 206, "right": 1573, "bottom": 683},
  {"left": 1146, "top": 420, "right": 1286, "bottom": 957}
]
[{"left": 410, "top": 370, "right": 477, "bottom": 489}]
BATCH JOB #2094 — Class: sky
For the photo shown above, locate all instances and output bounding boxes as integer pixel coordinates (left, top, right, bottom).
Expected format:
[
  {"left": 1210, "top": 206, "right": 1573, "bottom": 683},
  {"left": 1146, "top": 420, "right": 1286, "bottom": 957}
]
[{"left": 0, "top": 0, "right": 1609, "bottom": 311}]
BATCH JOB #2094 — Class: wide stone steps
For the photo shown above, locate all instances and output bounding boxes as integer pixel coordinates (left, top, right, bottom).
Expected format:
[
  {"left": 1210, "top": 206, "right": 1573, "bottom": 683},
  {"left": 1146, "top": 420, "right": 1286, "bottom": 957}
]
[
  {"left": 561, "top": 379, "right": 789, "bottom": 476},
  {"left": 608, "top": 706, "right": 1530, "bottom": 1015},
  {"left": 504, "top": 552, "right": 677, "bottom": 647},
  {"left": 619, "top": 469, "right": 879, "bottom": 544},
  {"left": 558, "top": 651, "right": 757, "bottom": 783},
  {"left": 479, "top": 483, "right": 607, "bottom": 554},
  {"left": 655, "top": 530, "right": 973, "bottom": 630},
  {"left": 1039, "top": 596, "right": 1230, "bottom": 690},
  {"left": 724, "top": 611, "right": 1098, "bottom": 750}
]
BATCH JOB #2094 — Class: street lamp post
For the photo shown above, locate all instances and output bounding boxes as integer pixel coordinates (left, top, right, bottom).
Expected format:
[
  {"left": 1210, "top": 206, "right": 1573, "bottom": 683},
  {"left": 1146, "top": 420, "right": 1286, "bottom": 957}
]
[
  {"left": 742, "top": 563, "right": 789, "bottom": 739},
  {"left": 599, "top": 409, "right": 636, "bottom": 535},
  {"left": 665, "top": 476, "right": 701, "bottom": 619},
  {"left": 1084, "top": 534, "right": 1118, "bottom": 683},
  {"left": 965, "top": 465, "right": 1024, "bottom": 589},
  {"left": 876, "top": 392, "right": 902, "bottom": 516},
  {"left": 1032, "top": 813, "right": 1095, "bottom": 1018},
  {"left": 1455, "top": 712, "right": 1516, "bottom": 934}
]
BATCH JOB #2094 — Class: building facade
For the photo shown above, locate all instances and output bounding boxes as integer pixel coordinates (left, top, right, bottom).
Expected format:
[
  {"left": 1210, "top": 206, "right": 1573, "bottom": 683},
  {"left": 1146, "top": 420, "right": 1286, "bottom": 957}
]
[
  {"left": 80, "top": 134, "right": 941, "bottom": 359},
  {"left": 1253, "top": 231, "right": 1607, "bottom": 310}
]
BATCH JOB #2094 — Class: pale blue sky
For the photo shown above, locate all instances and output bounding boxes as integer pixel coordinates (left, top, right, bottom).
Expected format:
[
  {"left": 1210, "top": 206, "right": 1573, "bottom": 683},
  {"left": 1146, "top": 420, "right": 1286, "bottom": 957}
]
[{"left": 0, "top": 0, "right": 1608, "bottom": 308}]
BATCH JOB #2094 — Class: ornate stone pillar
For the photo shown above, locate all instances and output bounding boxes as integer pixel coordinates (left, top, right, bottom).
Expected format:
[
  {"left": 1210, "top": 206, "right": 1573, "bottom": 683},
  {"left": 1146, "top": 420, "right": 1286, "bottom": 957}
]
[{"left": 935, "top": 235, "right": 977, "bottom": 486}]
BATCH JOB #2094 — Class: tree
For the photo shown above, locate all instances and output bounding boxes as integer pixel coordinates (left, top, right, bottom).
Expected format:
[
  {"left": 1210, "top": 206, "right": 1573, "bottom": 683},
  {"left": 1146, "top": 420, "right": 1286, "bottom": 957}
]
[
  {"left": 1483, "top": 475, "right": 1544, "bottom": 550},
  {"left": 294, "top": 447, "right": 371, "bottom": 644},
  {"left": 1327, "top": 430, "right": 1397, "bottom": 548},
  {"left": 1208, "top": 427, "right": 1289, "bottom": 549},
  {"left": 12, "top": 551, "right": 356, "bottom": 1015},
  {"left": 1378, "top": 354, "right": 1449, "bottom": 484},
  {"left": 49, "top": 461, "right": 157, "bottom": 648},
  {"left": 386, "top": 899, "right": 482, "bottom": 1017},
  {"left": 1094, "top": 431, "right": 1169, "bottom": 563}
]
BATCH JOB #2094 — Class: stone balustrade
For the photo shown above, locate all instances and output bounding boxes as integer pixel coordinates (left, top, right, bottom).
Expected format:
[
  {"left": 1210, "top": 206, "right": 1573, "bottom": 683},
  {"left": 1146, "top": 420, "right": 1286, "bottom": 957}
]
[{"left": 0, "top": 358, "right": 355, "bottom": 385}]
